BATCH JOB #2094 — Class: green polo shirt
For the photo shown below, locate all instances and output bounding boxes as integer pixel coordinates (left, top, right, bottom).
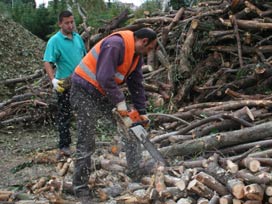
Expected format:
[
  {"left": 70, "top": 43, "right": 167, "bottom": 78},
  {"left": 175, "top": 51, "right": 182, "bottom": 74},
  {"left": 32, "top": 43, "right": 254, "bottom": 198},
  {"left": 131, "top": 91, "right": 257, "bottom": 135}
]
[{"left": 43, "top": 31, "right": 86, "bottom": 79}]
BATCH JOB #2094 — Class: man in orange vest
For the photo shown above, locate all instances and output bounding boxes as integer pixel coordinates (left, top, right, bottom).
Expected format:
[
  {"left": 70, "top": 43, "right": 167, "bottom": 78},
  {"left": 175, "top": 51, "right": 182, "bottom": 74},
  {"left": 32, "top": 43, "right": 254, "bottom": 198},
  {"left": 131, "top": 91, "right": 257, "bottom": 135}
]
[{"left": 70, "top": 28, "right": 157, "bottom": 202}]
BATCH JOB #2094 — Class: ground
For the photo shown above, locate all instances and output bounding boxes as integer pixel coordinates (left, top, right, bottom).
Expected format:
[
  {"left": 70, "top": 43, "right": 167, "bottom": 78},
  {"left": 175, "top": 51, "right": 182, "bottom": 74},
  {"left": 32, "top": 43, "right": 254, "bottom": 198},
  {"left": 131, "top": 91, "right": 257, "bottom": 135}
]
[{"left": 0, "top": 125, "right": 76, "bottom": 190}]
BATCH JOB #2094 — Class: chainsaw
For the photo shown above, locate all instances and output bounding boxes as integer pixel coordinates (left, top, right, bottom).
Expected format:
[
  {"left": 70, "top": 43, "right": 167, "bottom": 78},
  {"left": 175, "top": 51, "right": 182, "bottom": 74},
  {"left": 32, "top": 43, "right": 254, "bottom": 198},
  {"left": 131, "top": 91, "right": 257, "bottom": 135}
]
[{"left": 113, "top": 108, "right": 167, "bottom": 166}]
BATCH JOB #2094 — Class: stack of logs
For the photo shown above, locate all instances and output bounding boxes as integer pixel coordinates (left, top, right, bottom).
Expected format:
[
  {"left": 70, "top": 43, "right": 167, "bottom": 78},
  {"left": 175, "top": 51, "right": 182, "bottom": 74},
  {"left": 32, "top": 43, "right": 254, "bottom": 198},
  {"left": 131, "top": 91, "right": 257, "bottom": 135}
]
[{"left": 2, "top": 148, "right": 272, "bottom": 203}]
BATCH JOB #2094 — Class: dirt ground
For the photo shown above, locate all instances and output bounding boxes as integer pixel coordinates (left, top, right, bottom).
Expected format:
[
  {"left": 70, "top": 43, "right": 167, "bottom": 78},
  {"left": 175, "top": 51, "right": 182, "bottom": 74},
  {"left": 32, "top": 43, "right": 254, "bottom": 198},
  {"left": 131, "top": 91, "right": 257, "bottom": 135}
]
[
  {"left": 0, "top": 125, "right": 76, "bottom": 190},
  {"left": 0, "top": 126, "right": 60, "bottom": 190},
  {"left": 0, "top": 123, "right": 118, "bottom": 203}
]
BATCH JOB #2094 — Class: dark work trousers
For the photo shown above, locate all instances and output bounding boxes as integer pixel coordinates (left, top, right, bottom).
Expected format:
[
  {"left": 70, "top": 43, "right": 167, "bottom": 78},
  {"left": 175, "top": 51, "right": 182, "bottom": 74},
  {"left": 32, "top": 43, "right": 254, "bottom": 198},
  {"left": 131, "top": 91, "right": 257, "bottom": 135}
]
[
  {"left": 70, "top": 82, "right": 142, "bottom": 197},
  {"left": 56, "top": 89, "right": 71, "bottom": 149}
]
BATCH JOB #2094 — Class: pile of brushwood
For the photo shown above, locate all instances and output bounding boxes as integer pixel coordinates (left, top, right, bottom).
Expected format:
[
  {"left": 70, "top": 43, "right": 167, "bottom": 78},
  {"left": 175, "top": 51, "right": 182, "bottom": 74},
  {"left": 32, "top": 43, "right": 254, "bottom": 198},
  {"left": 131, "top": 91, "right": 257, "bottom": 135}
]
[{"left": 1, "top": 0, "right": 272, "bottom": 203}]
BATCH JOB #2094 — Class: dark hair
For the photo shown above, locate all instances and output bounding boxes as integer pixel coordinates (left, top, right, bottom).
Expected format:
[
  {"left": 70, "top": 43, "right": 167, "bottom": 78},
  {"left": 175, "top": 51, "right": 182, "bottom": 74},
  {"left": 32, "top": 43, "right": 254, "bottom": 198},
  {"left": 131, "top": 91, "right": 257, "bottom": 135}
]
[
  {"left": 134, "top": 28, "right": 157, "bottom": 45},
  {"left": 58, "top": 10, "right": 73, "bottom": 22}
]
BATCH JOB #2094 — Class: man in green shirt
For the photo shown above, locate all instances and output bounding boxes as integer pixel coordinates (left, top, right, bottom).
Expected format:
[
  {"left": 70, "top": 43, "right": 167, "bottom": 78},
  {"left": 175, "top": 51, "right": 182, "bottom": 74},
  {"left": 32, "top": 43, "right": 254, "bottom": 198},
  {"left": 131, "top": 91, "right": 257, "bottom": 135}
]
[{"left": 43, "top": 10, "right": 86, "bottom": 159}]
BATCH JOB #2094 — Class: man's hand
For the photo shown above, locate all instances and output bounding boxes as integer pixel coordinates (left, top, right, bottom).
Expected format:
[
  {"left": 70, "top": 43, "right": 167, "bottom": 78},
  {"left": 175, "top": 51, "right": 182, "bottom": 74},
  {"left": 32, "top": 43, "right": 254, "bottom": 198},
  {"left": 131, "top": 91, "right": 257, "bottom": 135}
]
[
  {"left": 116, "top": 101, "right": 128, "bottom": 116},
  {"left": 52, "top": 78, "right": 65, "bottom": 93}
]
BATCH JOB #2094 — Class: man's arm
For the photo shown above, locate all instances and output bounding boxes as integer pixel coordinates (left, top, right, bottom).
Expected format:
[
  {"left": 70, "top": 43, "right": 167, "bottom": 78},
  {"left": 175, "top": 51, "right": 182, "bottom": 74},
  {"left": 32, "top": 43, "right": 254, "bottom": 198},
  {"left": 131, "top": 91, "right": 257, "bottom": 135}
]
[
  {"left": 96, "top": 36, "right": 126, "bottom": 105},
  {"left": 44, "top": 62, "right": 55, "bottom": 81}
]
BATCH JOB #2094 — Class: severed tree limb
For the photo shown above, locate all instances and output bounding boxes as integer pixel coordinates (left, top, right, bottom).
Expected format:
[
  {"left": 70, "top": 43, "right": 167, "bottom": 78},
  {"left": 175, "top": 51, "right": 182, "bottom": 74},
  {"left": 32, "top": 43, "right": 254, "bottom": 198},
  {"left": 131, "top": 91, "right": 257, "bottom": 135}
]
[
  {"left": 230, "top": 15, "right": 243, "bottom": 69},
  {"left": 0, "top": 69, "right": 43, "bottom": 86},
  {"left": 160, "top": 121, "right": 272, "bottom": 158}
]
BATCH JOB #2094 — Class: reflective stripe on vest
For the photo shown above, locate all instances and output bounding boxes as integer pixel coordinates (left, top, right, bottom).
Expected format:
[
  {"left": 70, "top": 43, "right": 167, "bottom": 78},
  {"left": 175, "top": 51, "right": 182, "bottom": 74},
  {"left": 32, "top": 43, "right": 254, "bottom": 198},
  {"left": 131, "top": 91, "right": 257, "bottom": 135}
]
[
  {"left": 78, "top": 60, "right": 125, "bottom": 82},
  {"left": 91, "top": 47, "right": 98, "bottom": 60}
]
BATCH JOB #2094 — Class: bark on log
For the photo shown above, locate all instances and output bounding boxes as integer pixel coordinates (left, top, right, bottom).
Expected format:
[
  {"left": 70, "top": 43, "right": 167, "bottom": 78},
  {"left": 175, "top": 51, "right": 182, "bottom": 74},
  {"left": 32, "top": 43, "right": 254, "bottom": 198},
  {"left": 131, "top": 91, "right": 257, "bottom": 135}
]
[
  {"left": 194, "top": 172, "right": 229, "bottom": 196},
  {"left": 236, "top": 169, "right": 271, "bottom": 185},
  {"left": 187, "top": 179, "right": 214, "bottom": 199},
  {"left": 160, "top": 121, "right": 272, "bottom": 158}
]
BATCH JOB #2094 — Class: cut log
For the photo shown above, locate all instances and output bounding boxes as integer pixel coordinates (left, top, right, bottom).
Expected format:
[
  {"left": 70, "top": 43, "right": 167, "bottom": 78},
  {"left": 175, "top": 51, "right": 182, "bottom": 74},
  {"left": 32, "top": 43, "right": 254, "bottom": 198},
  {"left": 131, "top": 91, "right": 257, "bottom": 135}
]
[
  {"left": 226, "top": 160, "right": 239, "bottom": 174},
  {"left": 155, "top": 166, "right": 167, "bottom": 194},
  {"left": 240, "top": 157, "right": 261, "bottom": 173},
  {"left": 160, "top": 186, "right": 189, "bottom": 199},
  {"left": 194, "top": 172, "right": 229, "bottom": 196},
  {"left": 197, "top": 197, "right": 209, "bottom": 204},
  {"left": 227, "top": 179, "right": 245, "bottom": 199},
  {"left": 209, "top": 193, "right": 220, "bottom": 204},
  {"left": 236, "top": 169, "right": 271, "bottom": 185},
  {"left": 219, "top": 194, "right": 233, "bottom": 204},
  {"left": 187, "top": 179, "right": 214, "bottom": 199},
  {"left": 160, "top": 121, "right": 272, "bottom": 158},
  {"left": 243, "top": 183, "right": 264, "bottom": 201},
  {"left": 265, "top": 186, "right": 272, "bottom": 196}
]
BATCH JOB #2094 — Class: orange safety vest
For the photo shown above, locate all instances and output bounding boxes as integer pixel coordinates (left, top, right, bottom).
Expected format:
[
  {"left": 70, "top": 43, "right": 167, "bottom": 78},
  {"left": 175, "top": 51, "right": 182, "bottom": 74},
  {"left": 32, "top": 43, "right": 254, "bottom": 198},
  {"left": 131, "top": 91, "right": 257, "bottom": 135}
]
[{"left": 74, "top": 30, "right": 140, "bottom": 95}]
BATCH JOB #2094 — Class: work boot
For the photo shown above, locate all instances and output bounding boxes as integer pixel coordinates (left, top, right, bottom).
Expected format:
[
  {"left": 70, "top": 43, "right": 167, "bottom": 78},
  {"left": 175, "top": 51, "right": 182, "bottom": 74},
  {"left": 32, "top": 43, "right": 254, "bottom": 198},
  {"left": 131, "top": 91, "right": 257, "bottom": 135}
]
[{"left": 56, "top": 146, "right": 72, "bottom": 160}]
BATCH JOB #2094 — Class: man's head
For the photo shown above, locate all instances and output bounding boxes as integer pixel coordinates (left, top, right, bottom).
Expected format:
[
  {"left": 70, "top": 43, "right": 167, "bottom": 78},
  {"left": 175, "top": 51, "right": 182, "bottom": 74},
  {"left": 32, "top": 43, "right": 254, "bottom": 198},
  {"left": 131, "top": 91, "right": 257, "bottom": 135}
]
[
  {"left": 134, "top": 28, "right": 157, "bottom": 55},
  {"left": 58, "top": 10, "right": 74, "bottom": 35}
]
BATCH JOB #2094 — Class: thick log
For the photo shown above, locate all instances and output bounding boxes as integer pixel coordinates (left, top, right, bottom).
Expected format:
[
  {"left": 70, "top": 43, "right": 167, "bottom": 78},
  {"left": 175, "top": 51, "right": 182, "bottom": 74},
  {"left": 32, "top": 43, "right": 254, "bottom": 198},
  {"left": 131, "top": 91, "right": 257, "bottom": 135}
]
[
  {"left": 236, "top": 169, "right": 271, "bottom": 185},
  {"left": 0, "top": 190, "right": 13, "bottom": 201},
  {"left": 232, "top": 199, "right": 243, "bottom": 204},
  {"left": 220, "top": 18, "right": 272, "bottom": 30},
  {"left": 243, "top": 183, "right": 264, "bottom": 201},
  {"left": 219, "top": 194, "right": 233, "bottom": 204},
  {"left": 204, "top": 154, "right": 232, "bottom": 185},
  {"left": 194, "top": 172, "right": 229, "bottom": 196},
  {"left": 197, "top": 197, "right": 209, "bottom": 204},
  {"left": 178, "top": 100, "right": 272, "bottom": 113},
  {"left": 219, "top": 139, "right": 272, "bottom": 155},
  {"left": 192, "top": 107, "right": 255, "bottom": 138},
  {"left": 225, "top": 160, "right": 239, "bottom": 174},
  {"left": 240, "top": 157, "right": 261, "bottom": 173},
  {"left": 155, "top": 166, "right": 167, "bottom": 194},
  {"left": 178, "top": 19, "right": 199, "bottom": 77},
  {"left": 209, "top": 193, "right": 220, "bottom": 204},
  {"left": 159, "top": 186, "right": 189, "bottom": 199},
  {"left": 187, "top": 179, "right": 214, "bottom": 199},
  {"left": 162, "top": 7, "right": 185, "bottom": 45},
  {"left": 133, "top": 17, "right": 173, "bottom": 24},
  {"left": 265, "top": 186, "right": 272, "bottom": 196},
  {"left": 160, "top": 121, "right": 272, "bottom": 158},
  {"left": 227, "top": 179, "right": 245, "bottom": 199},
  {"left": 253, "top": 157, "right": 272, "bottom": 166},
  {"left": 176, "top": 197, "right": 196, "bottom": 204}
]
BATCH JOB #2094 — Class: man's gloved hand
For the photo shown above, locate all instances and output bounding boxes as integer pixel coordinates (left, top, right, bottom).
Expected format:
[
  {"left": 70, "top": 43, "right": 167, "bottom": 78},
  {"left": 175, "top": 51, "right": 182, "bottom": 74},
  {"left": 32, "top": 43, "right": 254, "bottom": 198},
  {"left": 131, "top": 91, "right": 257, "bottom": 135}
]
[
  {"left": 52, "top": 78, "right": 65, "bottom": 93},
  {"left": 116, "top": 101, "right": 129, "bottom": 116}
]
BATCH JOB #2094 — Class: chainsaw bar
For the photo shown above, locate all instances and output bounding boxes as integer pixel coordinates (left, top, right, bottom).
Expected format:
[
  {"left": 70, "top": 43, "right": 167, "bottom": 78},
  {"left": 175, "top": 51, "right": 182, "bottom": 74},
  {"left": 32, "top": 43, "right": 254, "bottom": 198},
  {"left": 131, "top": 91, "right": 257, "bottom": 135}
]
[
  {"left": 113, "top": 109, "right": 167, "bottom": 166},
  {"left": 130, "top": 125, "right": 167, "bottom": 166}
]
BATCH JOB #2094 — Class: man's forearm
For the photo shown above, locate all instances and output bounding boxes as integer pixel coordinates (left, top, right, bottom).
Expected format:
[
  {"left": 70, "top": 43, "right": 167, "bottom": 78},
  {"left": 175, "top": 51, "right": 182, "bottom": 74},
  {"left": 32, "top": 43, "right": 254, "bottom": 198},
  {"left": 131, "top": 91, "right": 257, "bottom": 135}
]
[{"left": 44, "top": 62, "right": 55, "bottom": 80}]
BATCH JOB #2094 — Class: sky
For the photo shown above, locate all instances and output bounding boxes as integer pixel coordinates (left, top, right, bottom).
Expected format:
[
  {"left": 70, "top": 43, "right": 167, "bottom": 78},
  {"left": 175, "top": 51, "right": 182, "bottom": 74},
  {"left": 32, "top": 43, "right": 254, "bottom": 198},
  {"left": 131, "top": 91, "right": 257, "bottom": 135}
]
[{"left": 35, "top": 0, "right": 144, "bottom": 7}]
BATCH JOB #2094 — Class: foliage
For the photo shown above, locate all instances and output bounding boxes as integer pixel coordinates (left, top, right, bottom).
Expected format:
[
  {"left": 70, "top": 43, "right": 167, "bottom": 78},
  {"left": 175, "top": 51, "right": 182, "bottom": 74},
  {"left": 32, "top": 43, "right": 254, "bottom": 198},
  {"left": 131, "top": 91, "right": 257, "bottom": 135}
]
[
  {"left": 0, "top": 0, "right": 178, "bottom": 41},
  {"left": 134, "top": 0, "right": 161, "bottom": 19},
  {"left": 0, "top": 1, "right": 12, "bottom": 18},
  {"left": 170, "top": 0, "right": 197, "bottom": 10}
]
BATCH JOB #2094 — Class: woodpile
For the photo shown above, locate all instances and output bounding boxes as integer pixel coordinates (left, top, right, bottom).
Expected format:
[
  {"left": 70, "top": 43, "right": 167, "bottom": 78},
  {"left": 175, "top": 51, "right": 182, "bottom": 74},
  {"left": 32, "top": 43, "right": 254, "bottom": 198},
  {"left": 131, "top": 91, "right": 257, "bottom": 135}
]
[{"left": 1, "top": 0, "right": 272, "bottom": 203}]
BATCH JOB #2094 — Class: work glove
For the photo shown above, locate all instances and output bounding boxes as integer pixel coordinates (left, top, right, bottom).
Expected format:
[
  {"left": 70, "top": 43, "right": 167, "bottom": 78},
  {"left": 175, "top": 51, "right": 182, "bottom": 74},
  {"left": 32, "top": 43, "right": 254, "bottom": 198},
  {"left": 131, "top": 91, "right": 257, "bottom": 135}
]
[
  {"left": 52, "top": 78, "right": 65, "bottom": 93},
  {"left": 116, "top": 101, "right": 129, "bottom": 116}
]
